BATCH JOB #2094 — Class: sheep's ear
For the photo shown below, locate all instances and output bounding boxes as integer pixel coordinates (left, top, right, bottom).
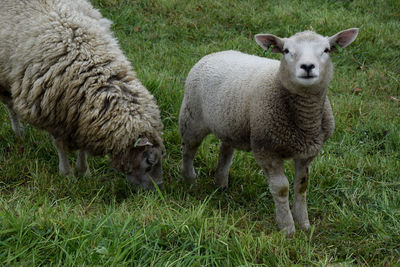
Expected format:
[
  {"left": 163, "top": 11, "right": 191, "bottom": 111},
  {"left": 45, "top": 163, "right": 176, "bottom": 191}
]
[
  {"left": 135, "top": 137, "right": 153, "bottom": 147},
  {"left": 255, "top": 34, "right": 285, "bottom": 53},
  {"left": 328, "top": 28, "right": 359, "bottom": 51}
]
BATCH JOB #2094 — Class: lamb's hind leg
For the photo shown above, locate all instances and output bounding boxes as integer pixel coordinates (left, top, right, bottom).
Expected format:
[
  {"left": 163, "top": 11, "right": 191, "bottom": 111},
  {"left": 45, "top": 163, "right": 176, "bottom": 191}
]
[
  {"left": 179, "top": 108, "right": 209, "bottom": 184},
  {"left": 181, "top": 132, "right": 208, "bottom": 184},
  {"left": 214, "top": 142, "right": 234, "bottom": 188},
  {"left": 293, "top": 157, "right": 314, "bottom": 231},
  {"left": 52, "top": 136, "right": 73, "bottom": 175},
  {"left": 254, "top": 152, "right": 295, "bottom": 236}
]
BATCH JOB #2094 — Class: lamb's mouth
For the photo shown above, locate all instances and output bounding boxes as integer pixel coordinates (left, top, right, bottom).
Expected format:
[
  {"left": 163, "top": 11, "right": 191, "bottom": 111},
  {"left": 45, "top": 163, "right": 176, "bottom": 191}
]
[{"left": 299, "top": 75, "right": 317, "bottom": 79}]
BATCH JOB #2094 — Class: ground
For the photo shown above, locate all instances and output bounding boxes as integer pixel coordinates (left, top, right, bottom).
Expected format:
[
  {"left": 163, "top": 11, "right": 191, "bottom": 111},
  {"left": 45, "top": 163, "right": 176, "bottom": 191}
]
[{"left": 0, "top": 0, "right": 399, "bottom": 265}]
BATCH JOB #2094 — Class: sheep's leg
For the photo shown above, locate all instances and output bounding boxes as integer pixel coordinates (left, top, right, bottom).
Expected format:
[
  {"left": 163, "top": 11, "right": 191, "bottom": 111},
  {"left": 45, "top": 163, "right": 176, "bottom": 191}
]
[
  {"left": 293, "top": 157, "right": 314, "bottom": 231},
  {"left": 6, "top": 106, "right": 24, "bottom": 137},
  {"left": 214, "top": 142, "right": 234, "bottom": 188},
  {"left": 0, "top": 91, "right": 24, "bottom": 137},
  {"left": 52, "top": 136, "right": 73, "bottom": 175},
  {"left": 181, "top": 138, "right": 204, "bottom": 184},
  {"left": 75, "top": 150, "right": 90, "bottom": 175},
  {"left": 254, "top": 152, "right": 295, "bottom": 236}
]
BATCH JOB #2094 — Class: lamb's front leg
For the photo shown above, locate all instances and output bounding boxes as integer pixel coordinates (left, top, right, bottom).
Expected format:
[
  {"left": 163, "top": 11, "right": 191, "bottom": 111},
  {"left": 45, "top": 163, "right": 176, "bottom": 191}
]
[
  {"left": 254, "top": 152, "right": 295, "bottom": 236},
  {"left": 52, "top": 136, "right": 72, "bottom": 175},
  {"left": 214, "top": 142, "right": 234, "bottom": 188},
  {"left": 293, "top": 157, "right": 314, "bottom": 231}
]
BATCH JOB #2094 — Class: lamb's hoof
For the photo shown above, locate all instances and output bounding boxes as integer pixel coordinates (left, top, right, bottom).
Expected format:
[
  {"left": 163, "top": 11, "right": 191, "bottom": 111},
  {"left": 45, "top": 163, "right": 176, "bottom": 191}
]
[
  {"left": 59, "top": 169, "right": 73, "bottom": 176},
  {"left": 293, "top": 210, "right": 310, "bottom": 231},
  {"left": 282, "top": 224, "right": 296, "bottom": 237},
  {"left": 297, "top": 221, "right": 311, "bottom": 231},
  {"left": 277, "top": 219, "right": 296, "bottom": 237}
]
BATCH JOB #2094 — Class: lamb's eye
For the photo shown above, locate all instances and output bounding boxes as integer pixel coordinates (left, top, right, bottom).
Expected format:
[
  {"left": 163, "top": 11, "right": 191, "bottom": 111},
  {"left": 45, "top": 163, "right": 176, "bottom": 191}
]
[
  {"left": 283, "top": 48, "right": 289, "bottom": 54},
  {"left": 324, "top": 48, "right": 330, "bottom": 53}
]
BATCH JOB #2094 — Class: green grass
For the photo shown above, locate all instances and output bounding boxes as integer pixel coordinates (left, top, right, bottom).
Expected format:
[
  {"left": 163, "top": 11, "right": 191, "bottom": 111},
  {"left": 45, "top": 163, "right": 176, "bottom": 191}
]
[{"left": 1, "top": 0, "right": 399, "bottom": 265}]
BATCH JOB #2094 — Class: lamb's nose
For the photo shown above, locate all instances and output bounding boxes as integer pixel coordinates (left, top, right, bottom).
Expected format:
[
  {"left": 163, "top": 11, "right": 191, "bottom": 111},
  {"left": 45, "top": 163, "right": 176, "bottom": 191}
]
[{"left": 300, "top": 64, "right": 315, "bottom": 73}]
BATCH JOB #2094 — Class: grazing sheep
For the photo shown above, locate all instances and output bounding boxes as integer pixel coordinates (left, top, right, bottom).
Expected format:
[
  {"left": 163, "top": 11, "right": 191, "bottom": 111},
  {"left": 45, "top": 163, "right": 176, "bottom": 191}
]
[
  {"left": 179, "top": 28, "right": 359, "bottom": 235},
  {"left": 0, "top": 0, "right": 164, "bottom": 189}
]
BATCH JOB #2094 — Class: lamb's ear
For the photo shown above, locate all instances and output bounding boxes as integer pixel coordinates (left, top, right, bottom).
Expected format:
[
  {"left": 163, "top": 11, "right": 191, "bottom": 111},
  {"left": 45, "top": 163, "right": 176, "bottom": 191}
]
[
  {"left": 255, "top": 34, "right": 285, "bottom": 53},
  {"left": 328, "top": 28, "right": 359, "bottom": 51}
]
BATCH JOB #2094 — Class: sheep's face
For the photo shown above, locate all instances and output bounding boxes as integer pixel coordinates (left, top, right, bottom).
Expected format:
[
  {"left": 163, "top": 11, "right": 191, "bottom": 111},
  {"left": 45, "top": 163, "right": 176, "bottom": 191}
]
[
  {"left": 111, "top": 139, "right": 162, "bottom": 190},
  {"left": 280, "top": 34, "right": 332, "bottom": 88},
  {"left": 255, "top": 28, "right": 359, "bottom": 92}
]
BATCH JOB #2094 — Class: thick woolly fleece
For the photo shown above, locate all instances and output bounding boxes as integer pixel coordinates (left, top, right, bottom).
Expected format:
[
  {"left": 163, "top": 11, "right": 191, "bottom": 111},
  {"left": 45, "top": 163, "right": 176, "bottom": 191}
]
[{"left": 0, "top": 0, "right": 163, "bottom": 157}]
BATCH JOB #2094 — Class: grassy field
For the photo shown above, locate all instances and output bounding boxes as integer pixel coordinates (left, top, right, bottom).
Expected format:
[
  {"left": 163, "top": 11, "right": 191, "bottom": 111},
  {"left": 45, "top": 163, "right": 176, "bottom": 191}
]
[{"left": 1, "top": 0, "right": 399, "bottom": 265}]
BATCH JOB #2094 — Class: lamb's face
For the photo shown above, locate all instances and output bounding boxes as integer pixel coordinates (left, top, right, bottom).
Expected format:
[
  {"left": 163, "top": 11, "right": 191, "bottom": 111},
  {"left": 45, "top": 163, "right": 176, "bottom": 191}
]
[
  {"left": 280, "top": 34, "right": 332, "bottom": 88},
  {"left": 111, "top": 142, "right": 163, "bottom": 190},
  {"left": 255, "top": 28, "right": 359, "bottom": 92}
]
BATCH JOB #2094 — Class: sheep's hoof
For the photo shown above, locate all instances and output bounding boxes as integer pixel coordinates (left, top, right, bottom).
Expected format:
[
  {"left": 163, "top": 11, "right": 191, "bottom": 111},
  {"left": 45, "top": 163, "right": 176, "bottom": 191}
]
[
  {"left": 214, "top": 171, "right": 229, "bottom": 188},
  {"left": 75, "top": 167, "right": 91, "bottom": 176},
  {"left": 214, "top": 178, "right": 228, "bottom": 188},
  {"left": 10, "top": 120, "right": 25, "bottom": 138},
  {"left": 182, "top": 165, "right": 196, "bottom": 184},
  {"left": 183, "top": 176, "right": 197, "bottom": 185},
  {"left": 14, "top": 129, "right": 25, "bottom": 138},
  {"left": 182, "top": 170, "right": 196, "bottom": 184}
]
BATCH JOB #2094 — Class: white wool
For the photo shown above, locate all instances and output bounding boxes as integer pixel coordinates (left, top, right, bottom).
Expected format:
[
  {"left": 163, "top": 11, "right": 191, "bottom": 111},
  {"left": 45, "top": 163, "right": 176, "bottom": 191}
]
[{"left": 179, "top": 29, "right": 358, "bottom": 235}]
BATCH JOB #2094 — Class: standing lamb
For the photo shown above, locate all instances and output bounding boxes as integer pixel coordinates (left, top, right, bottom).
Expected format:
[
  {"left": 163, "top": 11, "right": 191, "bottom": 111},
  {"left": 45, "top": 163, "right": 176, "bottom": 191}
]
[
  {"left": 179, "top": 28, "right": 359, "bottom": 235},
  {"left": 0, "top": 0, "right": 164, "bottom": 189}
]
